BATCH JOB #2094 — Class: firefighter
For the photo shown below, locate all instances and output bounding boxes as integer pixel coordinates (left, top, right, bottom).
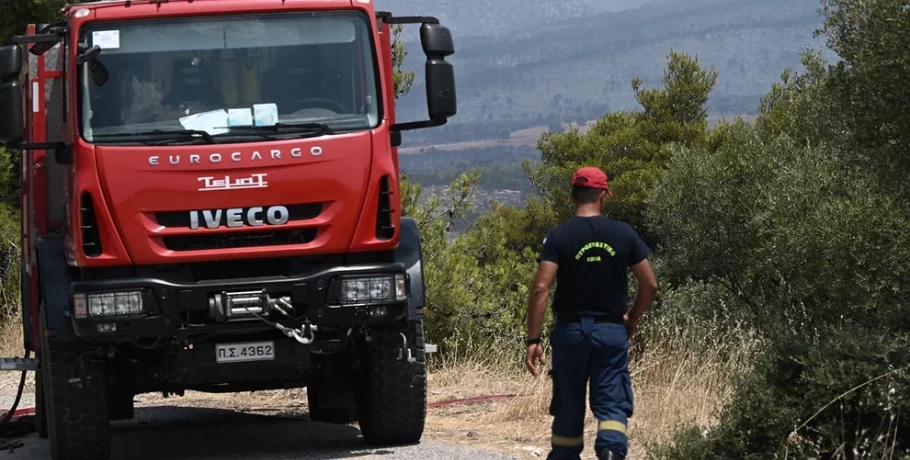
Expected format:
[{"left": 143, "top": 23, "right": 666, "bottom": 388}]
[{"left": 524, "top": 166, "right": 658, "bottom": 460}]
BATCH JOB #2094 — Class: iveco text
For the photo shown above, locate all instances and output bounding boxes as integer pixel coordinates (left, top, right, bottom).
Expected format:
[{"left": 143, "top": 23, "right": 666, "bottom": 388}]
[
  {"left": 189, "top": 205, "right": 290, "bottom": 230},
  {"left": 148, "top": 146, "right": 323, "bottom": 166}
]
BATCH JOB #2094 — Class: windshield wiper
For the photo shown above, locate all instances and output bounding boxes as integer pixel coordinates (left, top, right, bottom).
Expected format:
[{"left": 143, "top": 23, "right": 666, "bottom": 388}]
[
  {"left": 94, "top": 129, "right": 218, "bottom": 144},
  {"left": 225, "top": 121, "right": 336, "bottom": 136}
]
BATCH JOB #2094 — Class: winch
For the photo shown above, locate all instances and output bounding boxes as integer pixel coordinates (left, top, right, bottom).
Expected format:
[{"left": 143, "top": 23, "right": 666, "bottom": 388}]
[{"left": 208, "top": 289, "right": 295, "bottom": 322}]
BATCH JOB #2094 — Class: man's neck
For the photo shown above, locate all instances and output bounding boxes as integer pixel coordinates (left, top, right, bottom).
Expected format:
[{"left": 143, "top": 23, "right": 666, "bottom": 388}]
[{"left": 575, "top": 205, "right": 602, "bottom": 218}]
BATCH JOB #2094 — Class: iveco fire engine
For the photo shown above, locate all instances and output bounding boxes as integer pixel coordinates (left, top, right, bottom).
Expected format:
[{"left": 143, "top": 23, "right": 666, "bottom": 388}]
[{"left": 0, "top": 1, "right": 456, "bottom": 458}]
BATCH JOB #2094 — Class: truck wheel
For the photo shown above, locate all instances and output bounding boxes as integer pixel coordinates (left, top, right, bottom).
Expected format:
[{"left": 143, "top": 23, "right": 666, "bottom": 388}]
[
  {"left": 307, "top": 386, "right": 357, "bottom": 425},
  {"left": 356, "top": 320, "right": 427, "bottom": 446},
  {"left": 34, "top": 360, "right": 48, "bottom": 438},
  {"left": 40, "top": 304, "right": 111, "bottom": 460}
]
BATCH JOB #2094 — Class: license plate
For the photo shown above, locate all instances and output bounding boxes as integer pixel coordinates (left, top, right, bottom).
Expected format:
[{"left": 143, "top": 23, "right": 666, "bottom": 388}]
[{"left": 215, "top": 341, "right": 275, "bottom": 364}]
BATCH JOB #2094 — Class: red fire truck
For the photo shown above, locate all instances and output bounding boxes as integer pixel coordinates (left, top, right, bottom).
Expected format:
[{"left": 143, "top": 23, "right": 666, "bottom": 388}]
[{"left": 0, "top": 1, "right": 456, "bottom": 458}]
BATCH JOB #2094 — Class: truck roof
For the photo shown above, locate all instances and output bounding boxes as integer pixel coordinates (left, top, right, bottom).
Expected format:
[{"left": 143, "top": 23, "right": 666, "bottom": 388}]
[{"left": 65, "top": 0, "right": 360, "bottom": 15}]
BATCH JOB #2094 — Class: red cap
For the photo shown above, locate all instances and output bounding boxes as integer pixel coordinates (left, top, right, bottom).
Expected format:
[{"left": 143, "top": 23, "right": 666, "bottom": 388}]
[{"left": 572, "top": 166, "right": 614, "bottom": 197}]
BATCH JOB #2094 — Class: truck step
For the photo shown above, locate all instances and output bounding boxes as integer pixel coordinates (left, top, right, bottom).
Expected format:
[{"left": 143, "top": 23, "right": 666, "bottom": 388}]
[{"left": 0, "top": 358, "right": 39, "bottom": 371}]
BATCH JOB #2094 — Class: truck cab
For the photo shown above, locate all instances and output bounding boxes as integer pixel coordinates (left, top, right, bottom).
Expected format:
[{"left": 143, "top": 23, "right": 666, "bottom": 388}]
[{"left": 0, "top": 1, "right": 456, "bottom": 459}]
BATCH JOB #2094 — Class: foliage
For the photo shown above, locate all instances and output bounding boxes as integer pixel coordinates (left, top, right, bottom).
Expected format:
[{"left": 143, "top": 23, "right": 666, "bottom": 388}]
[
  {"left": 390, "top": 24, "right": 415, "bottom": 101},
  {"left": 646, "top": 118, "right": 910, "bottom": 455},
  {"left": 0, "top": 203, "right": 19, "bottom": 319},
  {"left": 0, "top": 148, "right": 17, "bottom": 210},
  {"left": 650, "top": 123, "right": 910, "bottom": 330},
  {"left": 0, "top": 0, "right": 64, "bottom": 321},
  {"left": 642, "top": 0, "right": 910, "bottom": 456},
  {"left": 398, "top": 0, "right": 910, "bottom": 452},
  {"left": 0, "top": 0, "right": 63, "bottom": 41},
  {"left": 420, "top": 195, "right": 557, "bottom": 358},
  {"left": 526, "top": 51, "right": 718, "bottom": 246},
  {"left": 819, "top": 0, "right": 910, "bottom": 203},
  {"left": 0, "top": 148, "right": 18, "bottom": 320}
]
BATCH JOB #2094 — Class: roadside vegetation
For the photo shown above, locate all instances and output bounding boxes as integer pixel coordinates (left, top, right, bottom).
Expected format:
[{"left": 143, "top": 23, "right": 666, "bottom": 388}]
[
  {"left": 401, "top": 0, "right": 910, "bottom": 457},
  {"left": 0, "top": 0, "right": 908, "bottom": 457}
]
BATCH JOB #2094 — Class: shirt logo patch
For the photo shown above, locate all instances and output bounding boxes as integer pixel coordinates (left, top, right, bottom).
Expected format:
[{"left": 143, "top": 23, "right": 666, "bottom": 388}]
[{"left": 575, "top": 242, "right": 616, "bottom": 262}]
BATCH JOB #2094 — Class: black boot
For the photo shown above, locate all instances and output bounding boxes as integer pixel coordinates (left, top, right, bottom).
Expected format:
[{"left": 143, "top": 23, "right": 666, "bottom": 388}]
[{"left": 597, "top": 449, "right": 626, "bottom": 460}]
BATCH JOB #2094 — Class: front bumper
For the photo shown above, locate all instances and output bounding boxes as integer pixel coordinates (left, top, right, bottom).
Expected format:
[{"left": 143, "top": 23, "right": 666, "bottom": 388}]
[{"left": 68, "top": 262, "right": 409, "bottom": 341}]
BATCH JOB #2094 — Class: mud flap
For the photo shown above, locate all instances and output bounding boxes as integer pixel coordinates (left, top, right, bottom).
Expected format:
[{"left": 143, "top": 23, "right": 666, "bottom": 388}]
[
  {"left": 36, "top": 236, "right": 75, "bottom": 340},
  {"left": 394, "top": 217, "right": 426, "bottom": 322}
]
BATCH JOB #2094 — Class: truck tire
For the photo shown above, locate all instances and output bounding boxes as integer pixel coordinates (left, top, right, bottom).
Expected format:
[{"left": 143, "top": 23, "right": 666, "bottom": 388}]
[
  {"left": 40, "top": 303, "right": 111, "bottom": 460},
  {"left": 307, "top": 386, "right": 357, "bottom": 425},
  {"left": 356, "top": 320, "right": 427, "bottom": 446},
  {"left": 34, "top": 360, "right": 48, "bottom": 438}
]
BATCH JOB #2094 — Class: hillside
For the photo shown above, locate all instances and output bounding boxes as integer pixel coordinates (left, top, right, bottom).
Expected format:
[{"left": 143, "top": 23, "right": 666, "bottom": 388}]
[
  {"left": 374, "top": 0, "right": 590, "bottom": 39},
  {"left": 387, "top": 0, "right": 830, "bottom": 147},
  {"left": 581, "top": 0, "right": 651, "bottom": 12}
]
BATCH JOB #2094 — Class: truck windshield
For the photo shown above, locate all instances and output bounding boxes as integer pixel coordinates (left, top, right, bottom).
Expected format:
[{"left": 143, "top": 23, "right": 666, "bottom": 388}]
[{"left": 78, "top": 11, "right": 380, "bottom": 143}]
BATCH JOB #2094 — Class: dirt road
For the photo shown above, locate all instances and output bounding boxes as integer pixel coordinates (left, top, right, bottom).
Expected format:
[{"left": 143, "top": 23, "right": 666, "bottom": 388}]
[
  {"left": 0, "top": 378, "right": 520, "bottom": 460},
  {"left": 6, "top": 405, "right": 518, "bottom": 459}
]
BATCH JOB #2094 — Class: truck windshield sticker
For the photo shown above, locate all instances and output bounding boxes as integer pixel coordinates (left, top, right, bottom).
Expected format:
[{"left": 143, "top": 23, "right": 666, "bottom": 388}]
[
  {"left": 198, "top": 174, "right": 269, "bottom": 192},
  {"left": 227, "top": 108, "right": 254, "bottom": 127},
  {"left": 91, "top": 30, "right": 120, "bottom": 49},
  {"left": 253, "top": 103, "right": 279, "bottom": 127},
  {"left": 179, "top": 110, "right": 229, "bottom": 136}
]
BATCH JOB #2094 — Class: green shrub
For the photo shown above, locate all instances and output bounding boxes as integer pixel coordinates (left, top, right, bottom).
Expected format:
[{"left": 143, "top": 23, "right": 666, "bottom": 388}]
[
  {"left": 0, "top": 203, "right": 20, "bottom": 320},
  {"left": 645, "top": 84, "right": 910, "bottom": 459}
]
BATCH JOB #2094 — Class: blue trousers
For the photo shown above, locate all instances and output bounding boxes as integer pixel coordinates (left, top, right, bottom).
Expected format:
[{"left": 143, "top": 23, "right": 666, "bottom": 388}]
[{"left": 547, "top": 317, "right": 633, "bottom": 459}]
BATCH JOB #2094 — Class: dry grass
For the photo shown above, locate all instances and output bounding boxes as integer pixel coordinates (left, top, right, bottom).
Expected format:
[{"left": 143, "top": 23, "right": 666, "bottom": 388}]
[
  {"left": 0, "top": 318, "right": 24, "bottom": 359},
  {"left": 0, "top": 318, "right": 38, "bottom": 397},
  {"left": 423, "top": 337, "right": 754, "bottom": 459}
]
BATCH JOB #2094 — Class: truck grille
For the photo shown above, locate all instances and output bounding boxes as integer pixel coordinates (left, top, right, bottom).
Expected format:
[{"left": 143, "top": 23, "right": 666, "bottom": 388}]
[{"left": 163, "top": 228, "right": 318, "bottom": 251}]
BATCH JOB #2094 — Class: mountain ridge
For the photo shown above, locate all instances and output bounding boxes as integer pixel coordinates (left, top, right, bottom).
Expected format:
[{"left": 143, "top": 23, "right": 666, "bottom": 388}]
[
  {"left": 383, "top": 0, "right": 830, "bottom": 146},
  {"left": 375, "top": 0, "right": 591, "bottom": 39}
]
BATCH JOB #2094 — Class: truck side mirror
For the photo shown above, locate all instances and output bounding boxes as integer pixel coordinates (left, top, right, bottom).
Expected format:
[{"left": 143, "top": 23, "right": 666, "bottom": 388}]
[
  {"left": 0, "top": 44, "right": 24, "bottom": 145},
  {"left": 420, "top": 24, "right": 456, "bottom": 120},
  {"left": 381, "top": 13, "right": 458, "bottom": 136},
  {"left": 0, "top": 44, "right": 22, "bottom": 79}
]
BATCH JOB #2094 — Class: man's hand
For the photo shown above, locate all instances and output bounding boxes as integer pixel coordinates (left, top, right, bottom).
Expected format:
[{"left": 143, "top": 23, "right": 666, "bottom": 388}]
[
  {"left": 623, "top": 313, "right": 639, "bottom": 339},
  {"left": 626, "top": 258, "right": 657, "bottom": 340},
  {"left": 525, "top": 344, "right": 546, "bottom": 377}
]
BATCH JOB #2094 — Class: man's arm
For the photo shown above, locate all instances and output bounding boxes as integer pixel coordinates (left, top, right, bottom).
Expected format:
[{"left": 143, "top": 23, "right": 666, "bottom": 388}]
[
  {"left": 525, "top": 260, "right": 557, "bottom": 377},
  {"left": 625, "top": 258, "right": 658, "bottom": 338},
  {"left": 527, "top": 260, "right": 558, "bottom": 339}
]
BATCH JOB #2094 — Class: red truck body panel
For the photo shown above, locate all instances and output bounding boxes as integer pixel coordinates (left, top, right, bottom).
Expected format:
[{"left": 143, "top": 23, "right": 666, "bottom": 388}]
[
  {"left": 43, "top": 0, "right": 402, "bottom": 267},
  {"left": 19, "top": 0, "right": 405, "bottom": 348}
]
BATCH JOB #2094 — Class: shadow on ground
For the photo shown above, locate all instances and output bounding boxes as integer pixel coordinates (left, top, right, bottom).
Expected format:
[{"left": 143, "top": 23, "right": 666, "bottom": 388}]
[{"left": 19, "top": 406, "right": 403, "bottom": 460}]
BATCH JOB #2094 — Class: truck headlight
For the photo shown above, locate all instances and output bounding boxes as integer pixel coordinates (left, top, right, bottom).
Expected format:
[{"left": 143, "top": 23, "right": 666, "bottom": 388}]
[
  {"left": 72, "top": 291, "right": 144, "bottom": 319},
  {"left": 339, "top": 274, "right": 407, "bottom": 305}
]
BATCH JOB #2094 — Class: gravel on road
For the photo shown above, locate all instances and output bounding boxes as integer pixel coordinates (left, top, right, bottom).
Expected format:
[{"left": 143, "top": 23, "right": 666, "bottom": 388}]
[{"left": 5, "top": 405, "right": 520, "bottom": 460}]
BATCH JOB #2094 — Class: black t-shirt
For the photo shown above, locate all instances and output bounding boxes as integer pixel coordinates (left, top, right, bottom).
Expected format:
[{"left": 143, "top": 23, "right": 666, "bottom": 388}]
[{"left": 537, "top": 216, "right": 651, "bottom": 320}]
